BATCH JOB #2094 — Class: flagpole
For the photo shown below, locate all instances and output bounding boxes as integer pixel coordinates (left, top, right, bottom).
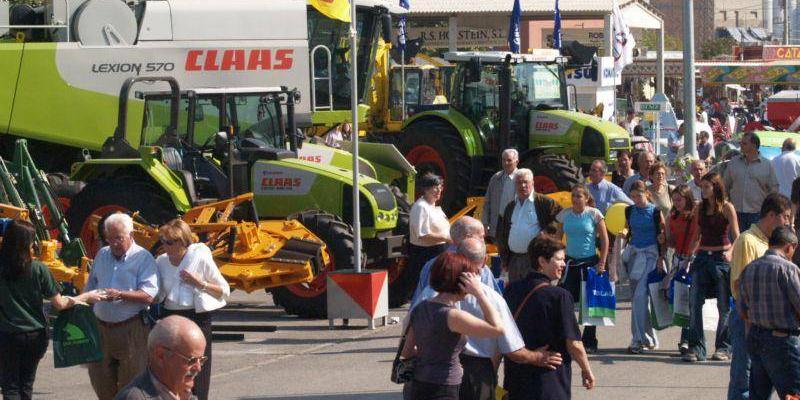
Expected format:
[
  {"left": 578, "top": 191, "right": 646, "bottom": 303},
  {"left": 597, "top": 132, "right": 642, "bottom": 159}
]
[{"left": 349, "top": 0, "right": 362, "bottom": 272}]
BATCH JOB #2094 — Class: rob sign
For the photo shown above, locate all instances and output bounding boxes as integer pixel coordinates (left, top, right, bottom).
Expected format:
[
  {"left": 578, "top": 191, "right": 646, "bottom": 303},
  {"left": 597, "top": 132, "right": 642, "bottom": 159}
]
[{"left": 635, "top": 102, "right": 668, "bottom": 113}]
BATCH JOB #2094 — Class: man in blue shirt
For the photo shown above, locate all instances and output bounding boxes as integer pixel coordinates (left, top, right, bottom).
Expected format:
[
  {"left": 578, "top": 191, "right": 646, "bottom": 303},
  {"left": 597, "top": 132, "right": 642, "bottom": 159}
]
[
  {"left": 408, "top": 237, "right": 563, "bottom": 400},
  {"left": 587, "top": 160, "right": 633, "bottom": 214},
  {"left": 84, "top": 213, "right": 159, "bottom": 400},
  {"left": 411, "top": 216, "right": 498, "bottom": 304}
]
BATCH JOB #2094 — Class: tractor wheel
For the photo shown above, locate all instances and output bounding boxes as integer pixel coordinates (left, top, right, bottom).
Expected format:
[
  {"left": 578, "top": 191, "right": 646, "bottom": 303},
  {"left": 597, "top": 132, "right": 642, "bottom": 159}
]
[
  {"left": 400, "top": 120, "right": 470, "bottom": 214},
  {"left": 381, "top": 185, "right": 413, "bottom": 308},
  {"left": 521, "top": 154, "right": 582, "bottom": 194},
  {"left": 271, "top": 210, "right": 358, "bottom": 319},
  {"left": 66, "top": 179, "right": 178, "bottom": 257}
]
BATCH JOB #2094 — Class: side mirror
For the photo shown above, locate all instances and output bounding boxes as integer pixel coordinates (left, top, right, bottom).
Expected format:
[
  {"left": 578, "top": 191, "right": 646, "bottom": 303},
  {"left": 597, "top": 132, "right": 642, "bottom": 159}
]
[
  {"left": 567, "top": 84, "right": 577, "bottom": 111},
  {"left": 467, "top": 57, "right": 481, "bottom": 83}
]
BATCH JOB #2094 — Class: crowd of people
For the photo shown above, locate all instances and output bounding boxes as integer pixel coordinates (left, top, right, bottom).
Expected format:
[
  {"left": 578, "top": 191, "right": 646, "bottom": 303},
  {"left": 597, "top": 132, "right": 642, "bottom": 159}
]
[
  {"left": 402, "top": 130, "right": 800, "bottom": 399},
  {"left": 0, "top": 213, "right": 230, "bottom": 400}
]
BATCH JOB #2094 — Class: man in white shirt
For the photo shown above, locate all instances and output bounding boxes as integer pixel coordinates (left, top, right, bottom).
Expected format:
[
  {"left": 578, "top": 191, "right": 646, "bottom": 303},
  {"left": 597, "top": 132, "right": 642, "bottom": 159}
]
[
  {"left": 687, "top": 159, "right": 707, "bottom": 202},
  {"left": 482, "top": 149, "right": 519, "bottom": 241},
  {"left": 496, "top": 169, "right": 562, "bottom": 283},
  {"left": 771, "top": 138, "right": 800, "bottom": 197}
]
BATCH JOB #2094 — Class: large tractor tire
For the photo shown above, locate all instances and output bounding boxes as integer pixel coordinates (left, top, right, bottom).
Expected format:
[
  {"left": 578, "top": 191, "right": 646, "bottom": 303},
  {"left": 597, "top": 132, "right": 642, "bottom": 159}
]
[
  {"left": 66, "top": 179, "right": 178, "bottom": 257},
  {"left": 521, "top": 154, "right": 582, "bottom": 194},
  {"left": 400, "top": 120, "right": 471, "bottom": 215},
  {"left": 271, "top": 210, "right": 359, "bottom": 319}
]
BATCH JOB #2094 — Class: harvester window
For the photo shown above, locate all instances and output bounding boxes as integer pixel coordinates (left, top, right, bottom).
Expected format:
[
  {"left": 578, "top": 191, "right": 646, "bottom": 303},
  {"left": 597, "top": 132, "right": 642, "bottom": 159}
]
[{"left": 142, "top": 97, "right": 190, "bottom": 146}]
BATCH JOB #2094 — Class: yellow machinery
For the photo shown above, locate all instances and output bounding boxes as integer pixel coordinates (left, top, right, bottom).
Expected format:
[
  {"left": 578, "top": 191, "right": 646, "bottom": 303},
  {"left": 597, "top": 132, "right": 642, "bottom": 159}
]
[{"left": 85, "top": 193, "right": 323, "bottom": 293}]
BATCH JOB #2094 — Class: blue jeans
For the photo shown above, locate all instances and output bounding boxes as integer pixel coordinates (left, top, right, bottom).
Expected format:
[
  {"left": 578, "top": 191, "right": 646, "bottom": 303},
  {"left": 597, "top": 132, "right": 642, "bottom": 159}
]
[
  {"left": 747, "top": 326, "right": 800, "bottom": 400},
  {"left": 688, "top": 251, "right": 731, "bottom": 360},
  {"left": 728, "top": 309, "right": 750, "bottom": 400}
]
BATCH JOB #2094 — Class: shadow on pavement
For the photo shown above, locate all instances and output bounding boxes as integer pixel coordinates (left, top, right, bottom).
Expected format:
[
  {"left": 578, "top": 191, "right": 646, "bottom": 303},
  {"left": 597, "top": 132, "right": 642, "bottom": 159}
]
[
  {"left": 590, "top": 348, "right": 731, "bottom": 367},
  {"left": 237, "top": 391, "right": 401, "bottom": 399}
]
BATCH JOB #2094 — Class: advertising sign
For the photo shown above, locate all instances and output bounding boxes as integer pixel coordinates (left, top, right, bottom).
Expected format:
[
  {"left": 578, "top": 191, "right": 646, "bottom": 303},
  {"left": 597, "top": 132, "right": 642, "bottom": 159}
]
[
  {"left": 565, "top": 57, "right": 620, "bottom": 87},
  {"left": 763, "top": 46, "right": 800, "bottom": 61},
  {"left": 408, "top": 26, "right": 507, "bottom": 48},
  {"left": 542, "top": 29, "right": 606, "bottom": 54},
  {"left": 253, "top": 164, "right": 317, "bottom": 196},
  {"left": 529, "top": 112, "right": 573, "bottom": 136}
]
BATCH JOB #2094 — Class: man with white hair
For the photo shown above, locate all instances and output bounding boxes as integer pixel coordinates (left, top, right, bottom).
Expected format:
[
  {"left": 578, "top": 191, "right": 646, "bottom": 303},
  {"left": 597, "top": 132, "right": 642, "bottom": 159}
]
[
  {"left": 409, "top": 238, "right": 563, "bottom": 400},
  {"left": 483, "top": 149, "right": 519, "bottom": 241},
  {"left": 410, "top": 216, "right": 499, "bottom": 305},
  {"left": 497, "top": 168, "right": 562, "bottom": 282},
  {"left": 84, "top": 212, "right": 159, "bottom": 400},
  {"left": 115, "top": 315, "right": 206, "bottom": 400}
]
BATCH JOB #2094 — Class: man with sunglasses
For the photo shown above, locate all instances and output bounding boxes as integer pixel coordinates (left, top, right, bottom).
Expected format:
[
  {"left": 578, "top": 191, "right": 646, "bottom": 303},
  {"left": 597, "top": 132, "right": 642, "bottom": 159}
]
[{"left": 116, "top": 315, "right": 206, "bottom": 400}]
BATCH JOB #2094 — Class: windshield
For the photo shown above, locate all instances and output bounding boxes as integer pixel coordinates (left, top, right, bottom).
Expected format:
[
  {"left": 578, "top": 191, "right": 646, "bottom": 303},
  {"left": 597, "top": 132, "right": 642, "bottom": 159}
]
[
  {"left": 143, "top": 94, "right": 283, "bottom": 149},
  {"left": 511, "top": 63, "right": 564, "bottom": 108}
]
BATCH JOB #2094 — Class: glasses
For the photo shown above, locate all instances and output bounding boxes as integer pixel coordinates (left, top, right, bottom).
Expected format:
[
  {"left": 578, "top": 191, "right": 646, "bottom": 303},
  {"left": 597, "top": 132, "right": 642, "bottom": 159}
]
[
  {"left": 161, "top": 239, "right": 176, "bottom": 246},
  {"left": 105, "top": 235, "right": 129, "bottom": 244},
  {"left": 164, "top": 347, "right": 207, "bottom": 367}
]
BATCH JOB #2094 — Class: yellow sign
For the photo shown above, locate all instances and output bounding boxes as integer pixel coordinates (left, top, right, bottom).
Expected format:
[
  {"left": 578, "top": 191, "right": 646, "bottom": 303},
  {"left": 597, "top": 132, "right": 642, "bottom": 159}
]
[{"left": 308, "top": 0, "right": 350, "bottom": 23}]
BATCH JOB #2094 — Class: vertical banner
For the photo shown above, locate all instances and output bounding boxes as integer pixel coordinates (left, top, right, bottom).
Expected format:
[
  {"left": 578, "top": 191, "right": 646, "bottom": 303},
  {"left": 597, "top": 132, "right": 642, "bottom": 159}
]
[{"left": 508, "top": 0, "right": 521, "bottom": 53}]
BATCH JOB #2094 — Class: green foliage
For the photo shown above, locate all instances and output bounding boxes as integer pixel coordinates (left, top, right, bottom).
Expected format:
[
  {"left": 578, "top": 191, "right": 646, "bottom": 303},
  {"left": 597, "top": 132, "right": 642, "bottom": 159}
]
[
  {"left": 638, "top": 30, "right": 683, "bottom": 51},
  {"left": 700, "top": 37, "right": 736, "bottom": 59}
]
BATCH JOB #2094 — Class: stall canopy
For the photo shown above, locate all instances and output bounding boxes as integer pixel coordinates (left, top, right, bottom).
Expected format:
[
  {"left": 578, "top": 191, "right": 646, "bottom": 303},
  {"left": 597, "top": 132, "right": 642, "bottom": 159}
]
[{"left": 697, "top": 61, "right": 800, "bottom": 85}]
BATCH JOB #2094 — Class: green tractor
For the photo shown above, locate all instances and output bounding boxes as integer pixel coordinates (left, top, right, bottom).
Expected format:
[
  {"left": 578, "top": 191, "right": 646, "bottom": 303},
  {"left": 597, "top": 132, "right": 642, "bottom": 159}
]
[
  {"left": 66, "top": 76, "right": 412, "bottom": 318},
  {"left": 371, "top": 50, "right": 632, "bottom": 213}
]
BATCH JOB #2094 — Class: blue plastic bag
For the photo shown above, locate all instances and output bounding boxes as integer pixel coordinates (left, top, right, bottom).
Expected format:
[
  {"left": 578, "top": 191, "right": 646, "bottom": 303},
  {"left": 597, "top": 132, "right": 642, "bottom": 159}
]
[{"left": 585, "top": 267, "right": 616, "bottom": 318}]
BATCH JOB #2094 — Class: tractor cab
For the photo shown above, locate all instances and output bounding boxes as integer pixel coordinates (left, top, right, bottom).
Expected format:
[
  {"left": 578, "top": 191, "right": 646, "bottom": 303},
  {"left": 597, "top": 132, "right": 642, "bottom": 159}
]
[
  {"left": 386, "top": 55, "right": 454, "bottom": 127},
  {"left": 445, "top": 51, "right": 571, "bottom": 156},
  {"left": 138, "top": 85, "right": 302, "bottom": 204}
]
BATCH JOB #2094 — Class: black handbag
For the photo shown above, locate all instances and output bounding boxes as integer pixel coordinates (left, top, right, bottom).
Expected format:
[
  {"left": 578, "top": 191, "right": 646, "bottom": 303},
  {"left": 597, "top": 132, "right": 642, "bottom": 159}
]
[{"left": 390, "top": 311, "right": 416, "bottom": 384}]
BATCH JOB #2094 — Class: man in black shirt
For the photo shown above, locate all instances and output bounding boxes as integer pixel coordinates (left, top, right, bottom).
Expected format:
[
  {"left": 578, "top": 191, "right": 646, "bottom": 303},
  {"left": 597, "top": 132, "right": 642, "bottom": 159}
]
[{"left": 503, "top": 237, "right": 595, "bottom": 399}]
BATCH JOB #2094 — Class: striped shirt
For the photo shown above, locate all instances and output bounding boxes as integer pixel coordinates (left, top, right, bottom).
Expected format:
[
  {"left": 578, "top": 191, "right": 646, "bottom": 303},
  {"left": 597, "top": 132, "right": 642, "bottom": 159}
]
[{"left": 738, "top": 249, "right": 800, "bottom": 330}]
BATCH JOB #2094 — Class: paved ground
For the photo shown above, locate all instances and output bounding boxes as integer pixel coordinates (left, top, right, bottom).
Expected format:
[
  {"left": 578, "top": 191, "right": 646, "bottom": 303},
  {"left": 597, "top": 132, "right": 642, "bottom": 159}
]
[{"left": 34, "top": 288, "right": 731, "bottom": 399}]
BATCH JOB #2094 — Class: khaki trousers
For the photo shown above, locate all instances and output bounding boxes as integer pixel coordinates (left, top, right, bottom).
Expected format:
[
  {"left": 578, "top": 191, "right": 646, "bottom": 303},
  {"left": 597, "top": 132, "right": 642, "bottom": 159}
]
[{"left": 87, "top": 316, "right": 150, "bottom": 400}]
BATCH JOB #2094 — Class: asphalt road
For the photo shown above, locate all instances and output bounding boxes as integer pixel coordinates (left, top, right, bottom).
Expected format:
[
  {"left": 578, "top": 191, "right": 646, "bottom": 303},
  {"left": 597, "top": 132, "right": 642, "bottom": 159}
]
[{"left": 34, "top": 288, "right": 730, "bottom": 399}]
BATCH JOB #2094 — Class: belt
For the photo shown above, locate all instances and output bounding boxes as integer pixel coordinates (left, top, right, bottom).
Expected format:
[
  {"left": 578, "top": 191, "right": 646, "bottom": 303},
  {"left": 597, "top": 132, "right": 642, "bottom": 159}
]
[
  {"left": 96, "top": 314, "right": 140, "bottom": 328},
  {"left": 697, "top": 249, "right": 726, "bottom": 256},
  {"left": 510, "top": 251, "right": 527, "bottom": 257}
]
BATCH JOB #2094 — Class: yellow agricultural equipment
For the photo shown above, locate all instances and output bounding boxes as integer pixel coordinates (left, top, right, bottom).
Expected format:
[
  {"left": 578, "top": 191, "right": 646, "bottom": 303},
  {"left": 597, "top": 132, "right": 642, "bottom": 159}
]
[
  {"left": 1, "top": 139, "right": 320, "bottom": 300},
  {"left": 84, "top": 194, "right": 323, "bottom": 293}
]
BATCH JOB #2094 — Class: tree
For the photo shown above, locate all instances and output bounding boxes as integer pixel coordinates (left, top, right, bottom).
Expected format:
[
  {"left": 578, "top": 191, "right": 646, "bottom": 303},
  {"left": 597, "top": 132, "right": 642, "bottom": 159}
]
[
  {"left": 638, "top": 30, "right": 683, "bottom": 52},
  {"left": 700, "top": 37, "right": 736, "bottom": 59}
]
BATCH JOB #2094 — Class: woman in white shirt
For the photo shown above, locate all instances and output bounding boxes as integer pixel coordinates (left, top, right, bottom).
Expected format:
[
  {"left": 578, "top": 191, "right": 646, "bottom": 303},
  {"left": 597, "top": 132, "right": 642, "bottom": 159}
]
[
  {"left": 408, "top": 174, "right": 451, "bottom": 291},
  {"left": 155, "top": 219, "right": 230, "bottom": 400}
]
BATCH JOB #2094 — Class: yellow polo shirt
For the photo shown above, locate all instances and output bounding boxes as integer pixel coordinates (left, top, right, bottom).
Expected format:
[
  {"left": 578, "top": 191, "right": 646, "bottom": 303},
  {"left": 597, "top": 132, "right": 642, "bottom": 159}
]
[{"left": 730, "top": 224, "right": 769, "bottom": 301}]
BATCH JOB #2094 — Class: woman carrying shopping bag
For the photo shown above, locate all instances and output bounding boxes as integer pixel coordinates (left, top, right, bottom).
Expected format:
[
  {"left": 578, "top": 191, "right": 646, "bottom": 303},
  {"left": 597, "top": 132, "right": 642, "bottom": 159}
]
[
  {"left": 666, "top": 184, "right": 699, "bottom": 355},
  {"left": 623, "top": 180, "right": 666, "bottom": 354},
  {"left": 683, "top": 172, "right": 739, "bottom": 362},
  {"left": 0, "top": 220, "right": 105, "bottom": 400},
  {"left": 557, "top": 185, "right": 609, "bottom": 354}
]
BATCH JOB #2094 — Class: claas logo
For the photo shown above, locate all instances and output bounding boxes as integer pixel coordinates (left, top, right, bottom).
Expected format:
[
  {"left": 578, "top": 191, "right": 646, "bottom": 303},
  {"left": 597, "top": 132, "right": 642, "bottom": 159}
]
[
  {"left": 185, "top": 49, "right": 293, "bottom": 71},
  {"left": 534, "top": 120, "right": 559, "bottom": 131},
  {"left": 261, "top": 177, "right": 303, "bottom": 189},
  {"left": 299, "top": 155, "right": 323, "bottom": 163}
]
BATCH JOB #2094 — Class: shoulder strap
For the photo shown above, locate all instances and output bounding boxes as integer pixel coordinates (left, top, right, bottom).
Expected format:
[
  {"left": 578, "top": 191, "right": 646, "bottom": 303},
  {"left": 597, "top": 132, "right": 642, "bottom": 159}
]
[
  {"left": 395, "top": 307, "right": 416, "bottom": 359},
  {"left": 513, "top": 282, "right": 550, "bottom": 320}
]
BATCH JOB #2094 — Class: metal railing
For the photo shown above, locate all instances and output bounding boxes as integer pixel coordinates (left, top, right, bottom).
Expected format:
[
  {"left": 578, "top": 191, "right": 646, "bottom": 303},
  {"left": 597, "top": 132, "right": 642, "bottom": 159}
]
[{"left": 310, "top": 44, "right": 333, "bottom": 112}]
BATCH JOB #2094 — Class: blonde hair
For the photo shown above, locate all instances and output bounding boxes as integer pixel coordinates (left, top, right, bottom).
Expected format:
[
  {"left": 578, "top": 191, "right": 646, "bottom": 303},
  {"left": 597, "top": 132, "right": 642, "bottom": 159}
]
[{"left": 158, "top": 219, "right": 196, "bottom": 248}]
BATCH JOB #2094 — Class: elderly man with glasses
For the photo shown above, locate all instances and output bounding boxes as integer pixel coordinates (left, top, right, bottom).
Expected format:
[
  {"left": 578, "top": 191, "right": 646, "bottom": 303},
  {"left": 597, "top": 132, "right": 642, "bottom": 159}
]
[
  {"left": 115, "top": 315, "right": 206, "bottom": 400},
  {"left": 84, "top": 212, "right": 159, "bottom": 400}
]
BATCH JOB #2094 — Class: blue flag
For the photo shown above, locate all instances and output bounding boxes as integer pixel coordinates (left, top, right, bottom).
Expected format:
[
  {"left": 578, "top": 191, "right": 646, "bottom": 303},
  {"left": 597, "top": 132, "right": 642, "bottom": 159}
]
[
  {"left": 553, "top": 0, "right": 562, "bottom": 49},
  {"left": 508, "top": 0, "right": 521, "bottom": 53},
  {"left": 398, "top": 0, "right": 410, "bottom": 51}
]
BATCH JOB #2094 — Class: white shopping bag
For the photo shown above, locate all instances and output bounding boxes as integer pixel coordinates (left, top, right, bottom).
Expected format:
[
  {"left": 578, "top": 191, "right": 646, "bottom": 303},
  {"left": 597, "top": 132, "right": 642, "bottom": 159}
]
[
  {"left": 672, "top": 278, "right": 691, "bottom": 327},
  {"left": 702, "top": 299, "right": 720, "bottom": 331},
  {"left": 648, "top": 279, "right": 673, "bottom": 330}
]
